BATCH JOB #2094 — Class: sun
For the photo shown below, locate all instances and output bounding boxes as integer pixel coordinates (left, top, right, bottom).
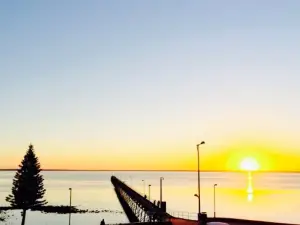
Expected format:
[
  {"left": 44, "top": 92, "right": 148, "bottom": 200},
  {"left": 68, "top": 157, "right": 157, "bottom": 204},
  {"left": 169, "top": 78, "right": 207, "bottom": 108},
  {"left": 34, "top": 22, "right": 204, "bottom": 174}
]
[{"left": 240, "top": 157, "right": 260, "bottom": 171}]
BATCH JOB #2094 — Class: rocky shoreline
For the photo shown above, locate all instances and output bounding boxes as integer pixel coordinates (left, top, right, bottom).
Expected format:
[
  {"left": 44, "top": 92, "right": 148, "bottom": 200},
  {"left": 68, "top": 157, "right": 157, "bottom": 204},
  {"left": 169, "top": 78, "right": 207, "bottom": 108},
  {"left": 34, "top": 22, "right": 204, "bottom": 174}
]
[{"left": 0, "top": 205, "right": 123, "bottom": 221}]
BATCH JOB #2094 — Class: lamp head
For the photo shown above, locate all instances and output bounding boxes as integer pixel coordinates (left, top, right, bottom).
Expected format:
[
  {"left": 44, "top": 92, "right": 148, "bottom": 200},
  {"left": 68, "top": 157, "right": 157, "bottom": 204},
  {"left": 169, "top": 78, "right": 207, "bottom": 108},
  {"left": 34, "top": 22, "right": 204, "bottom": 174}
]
[{"left": 197, "top": 141, "right": 205, "bottom": 147}]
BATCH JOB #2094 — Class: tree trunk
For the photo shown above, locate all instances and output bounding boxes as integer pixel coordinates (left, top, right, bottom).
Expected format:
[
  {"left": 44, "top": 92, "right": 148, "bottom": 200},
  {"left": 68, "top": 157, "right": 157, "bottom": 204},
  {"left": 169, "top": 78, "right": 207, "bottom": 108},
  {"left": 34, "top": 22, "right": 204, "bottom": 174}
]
[{"left": 21, "top": 209, "right": 27, "bottom": 225}]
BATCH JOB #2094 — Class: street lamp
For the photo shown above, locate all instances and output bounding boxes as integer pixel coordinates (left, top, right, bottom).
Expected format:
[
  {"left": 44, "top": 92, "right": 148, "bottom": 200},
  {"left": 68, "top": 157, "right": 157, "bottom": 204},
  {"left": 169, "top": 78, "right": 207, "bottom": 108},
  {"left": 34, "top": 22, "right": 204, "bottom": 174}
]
[
  {"left": 148, "top": 184, "right": 151, "bottom": 200},
  {"left": 160, "top": 177, "right": 164, "bottom": 205},
  {"left": 142, "top": 180, "right": 146, "bottom": 195},
  {"left": 194, "top": 193, "right": 199, "bottom": 205},
  {"left": 194, "top": 193, "right": 199, "bottom": 214},
  {"left": 214, "top": 184, "right": 217, "bottom": 218},
  {"left": 197, "top": 141, "right": 205, "bottom": 224},
  {"left": 69, "top": 188, "right": 72, "bottom": 225}
]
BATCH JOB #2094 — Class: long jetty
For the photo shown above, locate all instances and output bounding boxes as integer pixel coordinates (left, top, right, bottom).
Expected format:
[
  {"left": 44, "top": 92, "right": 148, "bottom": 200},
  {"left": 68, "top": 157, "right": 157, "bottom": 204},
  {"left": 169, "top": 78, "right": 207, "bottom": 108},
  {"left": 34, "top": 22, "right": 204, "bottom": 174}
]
[
  {"left": 110, "top": 176, "right": 298, "bottom": 225},
  {"left": 111, "top": 176, "right": 171, "bottom": 222}
]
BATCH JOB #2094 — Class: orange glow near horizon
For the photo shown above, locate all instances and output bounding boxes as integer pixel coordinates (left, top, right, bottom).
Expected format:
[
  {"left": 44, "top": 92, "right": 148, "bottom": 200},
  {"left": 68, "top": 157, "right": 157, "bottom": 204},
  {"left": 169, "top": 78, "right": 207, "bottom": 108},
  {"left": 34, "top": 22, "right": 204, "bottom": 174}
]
[{"left": 2, "top": 139, "right": 300, "bottom": 172}]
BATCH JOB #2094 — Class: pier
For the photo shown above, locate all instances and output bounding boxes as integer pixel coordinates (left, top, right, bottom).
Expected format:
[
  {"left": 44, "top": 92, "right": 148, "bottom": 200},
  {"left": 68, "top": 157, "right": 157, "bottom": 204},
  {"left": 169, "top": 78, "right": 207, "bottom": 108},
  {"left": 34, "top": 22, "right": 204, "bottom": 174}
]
[
  {"left": 111, "top": 176, "right": 171, "bottom": 222},
  {"left": 110, "top": 176, "right": 298, "bottom": 225}
]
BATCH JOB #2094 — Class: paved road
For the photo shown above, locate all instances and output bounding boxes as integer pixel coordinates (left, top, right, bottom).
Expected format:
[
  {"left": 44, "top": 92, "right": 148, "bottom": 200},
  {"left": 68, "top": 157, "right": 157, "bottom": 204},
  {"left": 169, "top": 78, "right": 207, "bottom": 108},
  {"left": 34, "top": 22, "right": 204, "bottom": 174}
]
[
  {"left": 169, "top": 218, "right": 298, "bottom": 225},
  {"left": 170, "top": 218, "right": 198, "bottom": 225},
  {"left": 170, "top": 218, "right": 246, "bottom": 225}
]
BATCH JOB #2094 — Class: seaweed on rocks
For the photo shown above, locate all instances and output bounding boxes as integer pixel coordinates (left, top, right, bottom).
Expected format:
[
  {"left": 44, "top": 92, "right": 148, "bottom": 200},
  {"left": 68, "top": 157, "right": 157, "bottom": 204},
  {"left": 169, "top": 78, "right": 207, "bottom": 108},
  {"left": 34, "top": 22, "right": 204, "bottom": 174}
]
[
  {"left": 31, "top": 205, "right": 124, "bottom": 214},
  {"left": 0, "top": 205, "right": 124, "bottom": 215},
  {"left": 31, "top": 205, "right": 86, "bottom": 214}
]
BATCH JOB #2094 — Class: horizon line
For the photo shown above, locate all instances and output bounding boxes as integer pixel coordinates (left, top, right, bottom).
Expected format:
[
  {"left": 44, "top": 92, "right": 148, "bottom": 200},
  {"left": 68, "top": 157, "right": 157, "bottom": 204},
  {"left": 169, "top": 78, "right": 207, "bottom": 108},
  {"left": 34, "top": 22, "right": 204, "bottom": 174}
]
[{"left": 0, "top": 169, "right": 299, "bottom": 173}]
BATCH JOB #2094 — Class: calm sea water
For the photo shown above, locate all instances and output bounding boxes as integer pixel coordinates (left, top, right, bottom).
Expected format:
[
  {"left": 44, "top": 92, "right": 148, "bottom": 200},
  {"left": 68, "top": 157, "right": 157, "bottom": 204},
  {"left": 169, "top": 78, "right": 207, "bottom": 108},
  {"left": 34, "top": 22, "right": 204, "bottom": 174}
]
[{"left": 0, "top": 171, "right": 299, "bottom": 225}]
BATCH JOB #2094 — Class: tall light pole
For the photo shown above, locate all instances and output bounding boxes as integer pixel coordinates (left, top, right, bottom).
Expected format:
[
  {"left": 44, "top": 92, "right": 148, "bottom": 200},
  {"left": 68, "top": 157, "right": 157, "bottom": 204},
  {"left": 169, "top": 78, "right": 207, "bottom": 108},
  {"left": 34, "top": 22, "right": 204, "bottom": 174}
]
[
  {"left": 69, "top": 188, "right": 72, "bottom": 225},
  {"left": 213, "top": 184, "right": 217, "bottom": 218},
  {"left": 142, "top": 180, "right": 146, "bottom": 195},
  {"left": 148, "top": 184, "right": 151, "bottom": 200},
  {"left": 197, "top": 141, "right": 205, "bottom": 224},
  {"left": 160, "top": 177, "right": 164, "bottom": 205},
  {"left": 194, "top": 193, "right": 200, "bottom": 217}
]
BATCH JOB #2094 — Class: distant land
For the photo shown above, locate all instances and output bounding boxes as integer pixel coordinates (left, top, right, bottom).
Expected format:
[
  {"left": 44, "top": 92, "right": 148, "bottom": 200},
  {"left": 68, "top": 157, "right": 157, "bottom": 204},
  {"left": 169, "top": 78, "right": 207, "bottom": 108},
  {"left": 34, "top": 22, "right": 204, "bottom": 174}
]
[{"left": 0, "top": 169, "right": 299, "bottom": 173}]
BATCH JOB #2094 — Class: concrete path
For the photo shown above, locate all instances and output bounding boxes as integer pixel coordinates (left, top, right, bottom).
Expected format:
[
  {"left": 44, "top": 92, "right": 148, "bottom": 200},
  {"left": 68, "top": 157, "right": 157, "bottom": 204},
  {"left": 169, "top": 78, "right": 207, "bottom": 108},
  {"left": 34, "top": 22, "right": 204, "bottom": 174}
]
[{"left": 169, "top": 218, "right": 298, "bottom": 225}]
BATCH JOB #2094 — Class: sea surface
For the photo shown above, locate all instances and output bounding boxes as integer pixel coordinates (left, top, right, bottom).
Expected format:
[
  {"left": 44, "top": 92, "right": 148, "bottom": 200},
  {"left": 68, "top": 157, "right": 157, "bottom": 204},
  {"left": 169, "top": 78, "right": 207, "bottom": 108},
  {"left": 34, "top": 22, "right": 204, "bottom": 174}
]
[{"left": 0, "top": 171, "right": 299, "bottom": 225}]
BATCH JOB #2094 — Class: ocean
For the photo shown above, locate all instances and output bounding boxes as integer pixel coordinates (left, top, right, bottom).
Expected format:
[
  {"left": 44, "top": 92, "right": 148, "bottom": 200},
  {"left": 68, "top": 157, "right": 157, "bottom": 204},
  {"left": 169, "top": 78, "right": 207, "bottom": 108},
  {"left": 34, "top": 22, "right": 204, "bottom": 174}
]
[{"left": 0, "top": 171, "right": 299, "bottom": 225}]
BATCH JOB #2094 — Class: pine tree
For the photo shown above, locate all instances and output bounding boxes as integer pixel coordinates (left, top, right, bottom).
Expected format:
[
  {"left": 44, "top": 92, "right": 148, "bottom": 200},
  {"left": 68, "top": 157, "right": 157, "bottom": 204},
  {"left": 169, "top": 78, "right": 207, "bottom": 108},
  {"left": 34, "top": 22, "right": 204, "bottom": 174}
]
[{"left": 6, "top": 144, "right": 47, "bottom": 225}]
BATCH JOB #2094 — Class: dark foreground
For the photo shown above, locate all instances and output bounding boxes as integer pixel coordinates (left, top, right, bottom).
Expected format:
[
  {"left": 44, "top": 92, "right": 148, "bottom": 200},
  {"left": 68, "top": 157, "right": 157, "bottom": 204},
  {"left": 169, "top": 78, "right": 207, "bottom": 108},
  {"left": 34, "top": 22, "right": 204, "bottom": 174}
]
[
  {"left": 111, "top": 218, "right": 298, "bottom": 225},
  {"left": 170, "top": 217, "right": 299, "bottom": 225}
]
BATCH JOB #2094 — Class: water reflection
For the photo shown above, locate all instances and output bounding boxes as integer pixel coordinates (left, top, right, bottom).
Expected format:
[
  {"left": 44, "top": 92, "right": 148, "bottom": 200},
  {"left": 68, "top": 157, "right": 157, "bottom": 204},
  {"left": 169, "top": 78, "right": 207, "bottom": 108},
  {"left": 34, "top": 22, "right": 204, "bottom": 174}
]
[
  {"left": 1, "top": 171, "right": 300, "bottom": 224},
  {"left": 247, "top": 192, "right": 253, "bottom": 202},
  {"left": 247, "top": 171, "right": 253, "bottom": 202}
]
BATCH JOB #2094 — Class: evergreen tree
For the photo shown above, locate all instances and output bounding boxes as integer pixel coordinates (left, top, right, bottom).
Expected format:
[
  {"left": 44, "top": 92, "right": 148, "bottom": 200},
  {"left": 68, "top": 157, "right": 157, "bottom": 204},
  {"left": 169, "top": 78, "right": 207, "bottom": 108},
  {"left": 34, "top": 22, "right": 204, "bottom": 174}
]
[{"left": 6, "top": 144, "right": 47, "bottom": 225}]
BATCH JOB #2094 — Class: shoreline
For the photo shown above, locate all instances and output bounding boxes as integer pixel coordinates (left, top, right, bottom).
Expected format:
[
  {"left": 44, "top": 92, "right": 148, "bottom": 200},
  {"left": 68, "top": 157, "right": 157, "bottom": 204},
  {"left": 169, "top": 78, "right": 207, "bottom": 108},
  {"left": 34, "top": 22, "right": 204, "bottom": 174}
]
[
  {"left": 0, "top": 169, "right": 299, "bottom": 173},
  {"left": 0, "top": 206, "right": 297, "bottom": 225},
  {"left": 0, "top": 205, "right": 123, "bottom": 214}
]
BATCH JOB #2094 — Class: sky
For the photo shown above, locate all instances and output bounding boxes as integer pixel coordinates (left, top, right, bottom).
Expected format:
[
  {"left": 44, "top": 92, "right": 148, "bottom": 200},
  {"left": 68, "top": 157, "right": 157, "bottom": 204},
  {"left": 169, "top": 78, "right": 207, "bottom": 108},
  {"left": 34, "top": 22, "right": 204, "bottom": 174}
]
[{"left": 1, "top": 1, "right": 300, "bottom": 171}]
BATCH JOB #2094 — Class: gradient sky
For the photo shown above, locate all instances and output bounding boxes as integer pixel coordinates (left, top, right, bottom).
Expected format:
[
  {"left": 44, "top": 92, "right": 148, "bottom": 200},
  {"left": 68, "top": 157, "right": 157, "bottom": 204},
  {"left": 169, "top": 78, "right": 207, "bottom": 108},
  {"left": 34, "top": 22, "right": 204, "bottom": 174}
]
[{"left": 1, "top": 1, "right": 300, "bottom": 171}]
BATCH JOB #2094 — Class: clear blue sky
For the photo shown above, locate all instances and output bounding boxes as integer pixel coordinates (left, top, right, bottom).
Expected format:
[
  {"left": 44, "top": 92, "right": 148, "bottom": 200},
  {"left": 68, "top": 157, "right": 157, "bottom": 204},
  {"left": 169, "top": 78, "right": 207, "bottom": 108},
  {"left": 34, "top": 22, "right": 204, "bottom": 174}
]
[{"left": 1, "top": 1, "right": 300, "bottom": 170}]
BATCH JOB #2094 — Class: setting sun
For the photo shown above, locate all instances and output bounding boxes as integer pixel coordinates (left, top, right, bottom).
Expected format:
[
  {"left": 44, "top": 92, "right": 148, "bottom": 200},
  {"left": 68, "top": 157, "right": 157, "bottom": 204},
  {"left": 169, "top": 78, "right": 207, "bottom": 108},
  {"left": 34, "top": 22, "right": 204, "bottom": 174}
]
[{"left": 240, "top": 157, "right": 260, "bottom": 171}]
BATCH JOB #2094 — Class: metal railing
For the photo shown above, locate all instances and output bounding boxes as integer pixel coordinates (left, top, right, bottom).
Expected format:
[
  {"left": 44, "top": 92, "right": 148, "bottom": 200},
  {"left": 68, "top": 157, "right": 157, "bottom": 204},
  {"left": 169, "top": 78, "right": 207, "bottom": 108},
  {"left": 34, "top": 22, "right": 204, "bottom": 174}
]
[
  {"left": 168, "top": 211, "right": 198, "bottom": 220},
  {"left": 111, "top": 176, "right": 171, "bottom": 222}
]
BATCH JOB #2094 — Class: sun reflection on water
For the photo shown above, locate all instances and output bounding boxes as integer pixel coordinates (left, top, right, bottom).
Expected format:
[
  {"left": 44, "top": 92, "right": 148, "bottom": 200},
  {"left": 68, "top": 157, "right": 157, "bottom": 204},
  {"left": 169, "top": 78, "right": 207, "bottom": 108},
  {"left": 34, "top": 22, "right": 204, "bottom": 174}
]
[{"left": 247, "top": 171, "right": 254, "bottom": 202}]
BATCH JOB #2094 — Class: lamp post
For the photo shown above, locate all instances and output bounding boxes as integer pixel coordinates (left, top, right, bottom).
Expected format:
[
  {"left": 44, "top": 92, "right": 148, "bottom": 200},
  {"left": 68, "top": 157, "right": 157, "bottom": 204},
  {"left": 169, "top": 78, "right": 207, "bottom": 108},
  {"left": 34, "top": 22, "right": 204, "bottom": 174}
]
[
  {"left": 142, "top": 180, "right": 146, "bottom": 195},
  {"left": 213, "top": 184, "right": 217, "bottom": 218},
  {"left": 197, "top": 141, "right": 205, "bottom": 224},
  {"left": 160, "top": 177, "right": 164, "bottom": 205},
  {"left": 148, "top": 184, "right": 151, "bottom": 200},
  {"left": 69, "top": 188, "right": 72, "bottom": 225},
  {"left": 194, "top": 193, "right": 199, "bottom": 214}
]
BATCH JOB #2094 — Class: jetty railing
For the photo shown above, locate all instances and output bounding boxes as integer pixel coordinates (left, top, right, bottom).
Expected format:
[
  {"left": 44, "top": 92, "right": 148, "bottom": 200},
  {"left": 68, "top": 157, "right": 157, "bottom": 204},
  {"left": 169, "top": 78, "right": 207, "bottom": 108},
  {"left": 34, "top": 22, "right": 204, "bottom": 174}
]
[{"left": 111, "top": 176, "right": 172, "bottom": 223}]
